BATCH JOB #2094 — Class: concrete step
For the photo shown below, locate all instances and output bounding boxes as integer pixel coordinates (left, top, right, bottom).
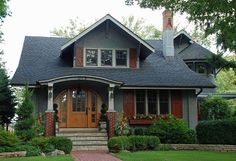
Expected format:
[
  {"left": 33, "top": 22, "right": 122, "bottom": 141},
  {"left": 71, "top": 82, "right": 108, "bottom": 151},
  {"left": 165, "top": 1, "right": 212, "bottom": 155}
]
[
  {"left": 72, "top": 145, "right": 108, "bottom": 151},
  {"left": 72, "top": 140, "right": 108, "bottom": 145},
  {"left": 59, "top": 128, "right": 99, "bottom": 132},
  {"left": 56, "top": 132, "right": 107, "bottom": 137},
  {"left": 68, "top": 136, "right": 108, "bottom": 141}
]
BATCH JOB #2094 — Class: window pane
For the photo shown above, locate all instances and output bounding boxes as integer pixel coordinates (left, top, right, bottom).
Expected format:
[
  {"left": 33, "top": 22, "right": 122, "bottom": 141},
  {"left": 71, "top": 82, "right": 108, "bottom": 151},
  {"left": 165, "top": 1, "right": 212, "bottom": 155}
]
[
  {"left": 136, "top": 90, "right": 145, "bottom": 115},
  {"left": 186, "top": 62, "right": 194, "bottom": 71},
  {"left": 116, "top": 50, "right": 127, "bottom": 66},
  {"left": 91, "top": 94, "right": 96, "bottom": 112},
  {"left": 80, "top": 90, "right": 86, "bottom": 112},
  {"left": 159, "top": 90, "right": 169, "bottom": 114},
  {"left": 61, "top": 94, "right": 67, "bottom": 122},
  {"left": 197, "top": 63, "right": 206, "bottom": 74},
  {"left": 148, "top": 90, "right": 157, "bottom": 114},
  {"left": 72, "top": 90, "right": 77, "bottom": 111},
  {"left": 101, "top": 50, "right": 112, "bottom": 66},
  {"left": 86, "top": 49, "right": 98, "bottom": 66}
]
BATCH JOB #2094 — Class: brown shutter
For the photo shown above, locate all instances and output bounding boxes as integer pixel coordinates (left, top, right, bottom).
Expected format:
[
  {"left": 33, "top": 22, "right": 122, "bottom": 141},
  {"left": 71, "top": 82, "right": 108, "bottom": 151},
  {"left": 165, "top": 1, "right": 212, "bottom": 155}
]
[
  {"left": 129, "top": 48, "right": 137, "bottom": 69},
  {"left": 75, "top": 47, "right": 83, "bottom": 67},
  {"left": 171, "top": 90, "right": 183, "bottom": 118},
  {"left": 123, "top": 90, "right": 135, "bottom": 118}
]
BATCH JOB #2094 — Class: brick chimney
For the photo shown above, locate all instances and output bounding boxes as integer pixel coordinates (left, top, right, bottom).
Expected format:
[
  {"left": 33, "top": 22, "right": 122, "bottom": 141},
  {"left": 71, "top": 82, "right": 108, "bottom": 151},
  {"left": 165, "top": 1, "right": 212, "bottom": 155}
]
[{"left": 162, "top": 10, "right": 174, "bottom": 57}]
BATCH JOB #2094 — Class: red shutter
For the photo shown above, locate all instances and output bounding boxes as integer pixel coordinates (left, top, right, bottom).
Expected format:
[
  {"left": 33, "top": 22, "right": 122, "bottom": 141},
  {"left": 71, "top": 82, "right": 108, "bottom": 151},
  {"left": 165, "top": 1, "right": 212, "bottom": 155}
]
[
  {"left": 171, "top": 90, "right": 183, "bottom": 118},
  {"left": 75, "top": 47, "right": 83, "bottom": 67},
  {"left": 129, "top": 48, "right": 137, "bottom": 69},
  {"left": 123, "top": 90, "right": 135, "bottom": 118}
]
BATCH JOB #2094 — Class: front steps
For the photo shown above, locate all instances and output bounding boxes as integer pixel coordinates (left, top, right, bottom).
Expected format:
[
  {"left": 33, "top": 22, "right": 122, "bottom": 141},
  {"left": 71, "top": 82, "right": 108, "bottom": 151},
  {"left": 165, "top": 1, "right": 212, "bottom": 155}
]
[{"left": 56, "top": 128, "right": 108, "bottom": 151}]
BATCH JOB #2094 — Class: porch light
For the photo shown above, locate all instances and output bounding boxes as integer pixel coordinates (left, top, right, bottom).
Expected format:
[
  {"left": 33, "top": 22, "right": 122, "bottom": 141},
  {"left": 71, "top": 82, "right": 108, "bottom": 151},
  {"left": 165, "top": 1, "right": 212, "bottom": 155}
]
[
  {"left": 110, "top": 92, "right": 114, "bottom": 99},
  {"left": 48, "top": 87, "right": 53, "bottom": 98}
]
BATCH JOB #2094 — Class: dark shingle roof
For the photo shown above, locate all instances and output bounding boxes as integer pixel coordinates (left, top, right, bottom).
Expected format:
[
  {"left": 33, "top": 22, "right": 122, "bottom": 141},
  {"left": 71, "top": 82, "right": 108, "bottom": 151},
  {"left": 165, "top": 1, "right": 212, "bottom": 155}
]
[{"left": 11, "top": 36, "right": 215, "bottom": 88}]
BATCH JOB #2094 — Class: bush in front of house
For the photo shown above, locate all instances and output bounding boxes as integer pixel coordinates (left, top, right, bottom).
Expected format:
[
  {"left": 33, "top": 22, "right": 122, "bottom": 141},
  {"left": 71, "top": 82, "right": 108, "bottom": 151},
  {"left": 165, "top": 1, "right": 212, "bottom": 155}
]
[
  {"left": 0, "top": 144, "right": 41, "bottom": 156},
  {"left": 0, "top": 128, "right": 20, "bottom": 147},
  {"left": 146, "top": 115, "right": 197, "bottom": 144},
  {"left": 200, "top": 96, "right": 231, "bottom": 120},
  {"left": 108, "top": 136, "right": 160, "bottom": 153},
  {"left": 196, "top": 118, "right": 236, "bottom": 144},
  {"left": 29, "top": 136, "right": 72, "bottom": 154},
  {"left": 48, "top": 136, "right": 72, "bottom": 154}
]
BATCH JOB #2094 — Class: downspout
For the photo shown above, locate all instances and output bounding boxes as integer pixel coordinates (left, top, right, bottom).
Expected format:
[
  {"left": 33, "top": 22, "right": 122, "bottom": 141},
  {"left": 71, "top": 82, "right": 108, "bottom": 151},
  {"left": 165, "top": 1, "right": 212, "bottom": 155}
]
[{"left": 196, "top": 88, "right": 203, "bottom": 96}]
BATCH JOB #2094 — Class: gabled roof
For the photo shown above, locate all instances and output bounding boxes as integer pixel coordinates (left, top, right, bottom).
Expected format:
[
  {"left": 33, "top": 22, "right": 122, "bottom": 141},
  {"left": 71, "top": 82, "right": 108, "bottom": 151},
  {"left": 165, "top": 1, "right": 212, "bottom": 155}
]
[
  {"left": 61, "top": 14, "right": 155, "bottom": 53},
  {"left": 11, "top": 36, "right": 215, "bottom": 88},
  {"left": 174, "top": 29, "right": 193, "bottom": 41}
]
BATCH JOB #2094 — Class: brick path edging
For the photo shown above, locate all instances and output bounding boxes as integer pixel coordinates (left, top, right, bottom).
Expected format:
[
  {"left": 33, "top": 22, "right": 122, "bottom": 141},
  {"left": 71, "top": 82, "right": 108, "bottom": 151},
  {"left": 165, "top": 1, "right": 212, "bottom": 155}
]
[{"left": 161, "top": 144, "right": 236, "bottom": 152}]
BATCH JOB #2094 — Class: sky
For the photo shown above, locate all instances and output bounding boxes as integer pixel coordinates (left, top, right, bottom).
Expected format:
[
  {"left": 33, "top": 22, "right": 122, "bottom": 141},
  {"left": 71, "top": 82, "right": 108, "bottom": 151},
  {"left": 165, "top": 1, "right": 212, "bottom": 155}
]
[{"left": 1, "top": 0, "right": 189, "bottom": 77}]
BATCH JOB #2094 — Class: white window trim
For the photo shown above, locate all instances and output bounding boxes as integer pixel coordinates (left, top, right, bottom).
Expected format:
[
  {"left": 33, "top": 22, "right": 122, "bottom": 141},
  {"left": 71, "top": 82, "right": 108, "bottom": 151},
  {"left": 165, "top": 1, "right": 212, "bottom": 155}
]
[
  {"left": 84, "top": 47, "right": 129, "bottom": 68},
  {"left": 135, "top": 89, "right": 171, "bottom": 116}
]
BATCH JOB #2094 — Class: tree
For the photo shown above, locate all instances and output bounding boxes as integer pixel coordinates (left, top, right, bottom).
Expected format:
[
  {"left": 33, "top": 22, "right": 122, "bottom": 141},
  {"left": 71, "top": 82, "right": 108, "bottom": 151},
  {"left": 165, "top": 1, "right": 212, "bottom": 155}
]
[
  {"left": 50, "top": 17, "right": 91, "bottom": 38},
  {"left": 122, "top": 15, "right": 161, "bottom": 39},
  {"left": 15, "top": 86, "right": 36, "bottom": 141},
  {"left": 200, "top": 96, "right": 231, "bottom": 120},
  {"left": 0, "top": 50, "right": 16, "bottom": 130},
  {"left": 125, "top": 0, "right": 236, "bottom": 53},
  {"left": 51, "top": 16, "right": 161, "bottom": 39}
]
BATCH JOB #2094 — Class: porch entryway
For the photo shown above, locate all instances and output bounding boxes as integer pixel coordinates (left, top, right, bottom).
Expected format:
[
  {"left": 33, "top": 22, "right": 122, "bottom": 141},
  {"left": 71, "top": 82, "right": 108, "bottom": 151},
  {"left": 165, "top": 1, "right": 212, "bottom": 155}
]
[{"left": 56, "top": 88, "right": 101, "bottom": 128}]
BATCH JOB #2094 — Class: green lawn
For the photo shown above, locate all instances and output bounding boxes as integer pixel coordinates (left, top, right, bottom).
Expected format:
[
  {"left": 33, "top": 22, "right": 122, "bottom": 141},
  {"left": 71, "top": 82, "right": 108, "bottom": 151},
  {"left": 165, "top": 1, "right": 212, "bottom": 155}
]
[
  {"left": 0, "top": 155, "right": 73, "bottom": 161},
  {"left": 115, "top": 151, "right": 236, "bottom": 161}
]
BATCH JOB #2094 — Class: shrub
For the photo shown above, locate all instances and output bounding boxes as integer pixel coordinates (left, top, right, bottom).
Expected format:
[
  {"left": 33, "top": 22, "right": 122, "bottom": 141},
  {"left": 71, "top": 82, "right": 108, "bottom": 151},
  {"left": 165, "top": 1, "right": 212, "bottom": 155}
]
[
  {"left": 196, "top": 118, "right": 236, "bottom": 144},
  {"left": 134, "top": 128, "right": 146, "bottom": 135},
  {"left": 29, "top": 137, "right": 55, "bottom": 153},
  {"left": 15, "top": 86, "right": 36, "bottom": 141},
  {"left": 146, "top": 115, "right": 196, "bottom": 144},
  {"left": 0, "top": 144, "right": 41, "bottom": 156},
  {"left": 48, "top": 136, "right": 72, "bottom": 154},
  {"left": 200, "top": 96, "right": 231, "bottom": 120},
  {"left": 108, "top": 136, "right": 160, "bottom": 153},
  {"left": 115, "top": 112, "right": 130, "bottom": 136},
  {"left": 0, "top": 129, "right": 20, "bottom": 146}
]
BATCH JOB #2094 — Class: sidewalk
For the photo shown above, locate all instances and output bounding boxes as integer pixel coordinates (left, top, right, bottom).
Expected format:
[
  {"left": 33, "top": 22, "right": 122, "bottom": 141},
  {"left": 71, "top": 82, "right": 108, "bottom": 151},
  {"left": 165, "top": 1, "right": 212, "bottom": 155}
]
[{"left": 71, "top": 151, "right": 122, "bottom": 161}]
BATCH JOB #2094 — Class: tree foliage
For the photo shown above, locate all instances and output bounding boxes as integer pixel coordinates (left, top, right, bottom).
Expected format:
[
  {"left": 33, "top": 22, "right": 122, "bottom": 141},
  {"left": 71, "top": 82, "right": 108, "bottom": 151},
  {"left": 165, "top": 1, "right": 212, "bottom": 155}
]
[
  {"left": 200, "top": 96, "right": 231, "bottom": 120},
  {"left": 15, "top": 86, "right": 36, "bottom": 141},
  {"left": 122, "top": 15, "right": 161, "bottom": 39},
  {"left": 125, "top": 0, "right": 236, "bottom": 52},
  {"left": 0, "top": 54, "right": 16, "bottom": 130},
  {"left": 51, "top": 15, "right": 161, "bottom": 39}
]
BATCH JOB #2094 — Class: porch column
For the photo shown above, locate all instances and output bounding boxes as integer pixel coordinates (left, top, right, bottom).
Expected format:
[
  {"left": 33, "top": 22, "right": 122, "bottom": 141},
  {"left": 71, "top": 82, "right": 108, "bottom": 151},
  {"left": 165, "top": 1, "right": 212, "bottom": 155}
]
[
  {"left": 45, "top": 83, "right": 55, "bottom": 136},
  {"left": 107, "top": 84, "right": 116, "bottom": 138}
]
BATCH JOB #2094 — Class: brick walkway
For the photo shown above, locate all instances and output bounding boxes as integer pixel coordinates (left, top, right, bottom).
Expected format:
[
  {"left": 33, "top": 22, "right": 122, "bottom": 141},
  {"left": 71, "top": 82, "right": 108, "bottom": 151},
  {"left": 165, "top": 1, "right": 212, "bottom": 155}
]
[{"left": 71, "top": 151, "right": 122, "bottom": 161}]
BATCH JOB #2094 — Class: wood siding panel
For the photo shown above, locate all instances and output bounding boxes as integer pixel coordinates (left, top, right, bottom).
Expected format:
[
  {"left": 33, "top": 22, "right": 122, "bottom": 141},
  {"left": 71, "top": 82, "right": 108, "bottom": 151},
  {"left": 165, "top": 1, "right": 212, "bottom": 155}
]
[
  {"left": 171, "top": 90, "right": 183, "bottom": 118},
  {"left": 129, "top": 48, "right": 137, "bottom": 69},
  {"left": 75, "top": 47, "right": 83, "bottom": 67},
  {"left": 123, "top": 90, "right": 135, "bottom": 118}
]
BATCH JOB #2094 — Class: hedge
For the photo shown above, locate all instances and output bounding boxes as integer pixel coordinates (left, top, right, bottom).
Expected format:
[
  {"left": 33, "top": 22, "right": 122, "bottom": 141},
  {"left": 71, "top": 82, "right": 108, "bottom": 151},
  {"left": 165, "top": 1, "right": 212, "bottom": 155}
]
[
  {"left": 196, "top": 118, "right": 236, "bottom": 144},
  {"left": 108, "top": 136, "right": 160, "bottom": 153}
]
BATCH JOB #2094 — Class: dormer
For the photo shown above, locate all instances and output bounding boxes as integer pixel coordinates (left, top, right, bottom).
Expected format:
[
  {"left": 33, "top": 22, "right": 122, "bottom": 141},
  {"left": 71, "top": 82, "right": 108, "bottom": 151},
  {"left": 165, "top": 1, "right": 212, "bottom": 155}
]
[{"left": 60, "top": 14, "right": 154, "bottom": 69}]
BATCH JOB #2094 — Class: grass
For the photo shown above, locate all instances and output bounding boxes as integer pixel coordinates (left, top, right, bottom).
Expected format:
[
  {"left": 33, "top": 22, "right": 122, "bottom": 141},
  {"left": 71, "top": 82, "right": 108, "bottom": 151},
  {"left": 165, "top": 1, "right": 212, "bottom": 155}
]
[
  {"left": 115, "top": 150, "right": 236, "bottom": 161},
  {"left": 0, "top": 155, "right": 74, "bottom": 161}
]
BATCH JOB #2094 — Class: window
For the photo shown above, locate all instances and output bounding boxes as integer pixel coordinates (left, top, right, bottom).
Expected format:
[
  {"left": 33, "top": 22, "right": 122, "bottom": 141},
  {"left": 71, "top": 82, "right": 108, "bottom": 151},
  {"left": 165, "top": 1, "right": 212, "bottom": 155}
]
[
  {"left": 159, "top": 90, "right": 169, "bottom": 114},
  {"left": 85, "top": 48, "right": 128, "bottom": 67},
  {"left": 186, "top": 62, "right": 194, "bottom": 71},
  {"left": 72, "top": 90, "right": 85, "bottom": 112},
  {"left": 136, "top": 90, "right": 145, "bottom": 115},
  {"left": 135, "top": 90, "right": 170, "bottom": 115},
  {"left": 86, "top": 49, "right": 98, "bottom": 66},
  {"left": 101, "top": 49, "right": 112, "bottom": 66},
  {"left": 116, "top": 50, "right": 127, "bottom": 66},
  {"left": 148, "top": 90, "right": 157, "bottom": 114},
  {"left": 197, "top": 63, "right": 207, "bottom": 74}
]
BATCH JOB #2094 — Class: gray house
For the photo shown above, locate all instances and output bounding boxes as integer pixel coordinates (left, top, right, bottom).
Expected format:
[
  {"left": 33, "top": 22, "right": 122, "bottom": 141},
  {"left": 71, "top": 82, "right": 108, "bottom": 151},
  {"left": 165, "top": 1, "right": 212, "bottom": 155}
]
[{"left": 11, "top": 11, "right": 215, "bottom": 146}]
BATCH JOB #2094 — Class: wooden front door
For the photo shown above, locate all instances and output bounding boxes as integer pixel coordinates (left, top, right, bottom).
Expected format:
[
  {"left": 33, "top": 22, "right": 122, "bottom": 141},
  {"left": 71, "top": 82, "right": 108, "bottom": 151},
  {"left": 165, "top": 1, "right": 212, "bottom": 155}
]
[{"left": 58, "top": 89, "right": 98, "bottom": 128}]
